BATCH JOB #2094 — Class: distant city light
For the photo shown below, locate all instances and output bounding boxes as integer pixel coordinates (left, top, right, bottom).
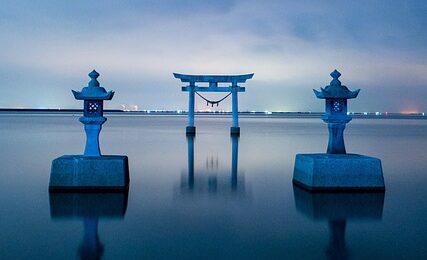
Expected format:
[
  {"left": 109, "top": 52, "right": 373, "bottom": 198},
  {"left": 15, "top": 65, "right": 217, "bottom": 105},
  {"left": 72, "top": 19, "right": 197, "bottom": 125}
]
[{"left": 401, "top": 109, "right": 419, "bottom": 114}]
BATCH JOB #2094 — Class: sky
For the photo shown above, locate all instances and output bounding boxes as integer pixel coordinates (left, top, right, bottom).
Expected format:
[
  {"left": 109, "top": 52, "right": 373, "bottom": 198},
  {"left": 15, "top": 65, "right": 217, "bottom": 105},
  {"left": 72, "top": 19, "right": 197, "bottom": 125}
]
[{"left": 0, "top": 0, "right": 426, "bottom": 112}]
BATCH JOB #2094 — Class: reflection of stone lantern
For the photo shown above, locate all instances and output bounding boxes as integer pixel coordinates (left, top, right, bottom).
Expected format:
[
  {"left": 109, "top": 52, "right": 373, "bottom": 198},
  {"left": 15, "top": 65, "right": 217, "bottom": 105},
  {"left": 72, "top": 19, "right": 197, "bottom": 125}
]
[
  {"left": 313, "top": 70, "right": 359, "bottom": 154},
  {"left": 293, "top": 70, "right": 384, "bottom": 191},
  {"left": 293, "top": 186, "right": 384, "bottom": 260},
  {"left": 49, "top": 70, "right": 129, "bottom": 191},
  {"left": 72, "top": 70, "right": 114, "bottom": 156},
  {"left": 49, "top": 191, "right": 128, "bottom": 259}
]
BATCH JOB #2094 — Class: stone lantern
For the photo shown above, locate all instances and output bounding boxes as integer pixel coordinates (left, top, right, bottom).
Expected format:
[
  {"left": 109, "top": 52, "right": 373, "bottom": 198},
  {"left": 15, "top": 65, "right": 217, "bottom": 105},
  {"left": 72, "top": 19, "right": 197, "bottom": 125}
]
[
  {"left": 292, "top": 70, "right": 384, "bottom": 191},
  {"left": 49, "top": 70, "right": 129, "bottom": 191},
  {"left": 313, "top": 69, "right": 359, "bottom": 154},
  {"left": 72, "top": 70, "right": 114, "bottom": 156}
]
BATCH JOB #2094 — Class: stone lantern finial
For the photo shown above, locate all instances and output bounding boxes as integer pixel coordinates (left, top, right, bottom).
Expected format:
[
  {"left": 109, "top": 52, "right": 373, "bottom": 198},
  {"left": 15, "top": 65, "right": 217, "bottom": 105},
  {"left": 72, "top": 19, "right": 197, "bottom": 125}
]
[
  {"left": 72, "top": 70, "right": 114, "bottom": 101},
  {"left": 88, "top": 70, "right": 100, "bottom": 87},
  {"left": 330, "top": 69, "right": 341, "bottom": 86}
]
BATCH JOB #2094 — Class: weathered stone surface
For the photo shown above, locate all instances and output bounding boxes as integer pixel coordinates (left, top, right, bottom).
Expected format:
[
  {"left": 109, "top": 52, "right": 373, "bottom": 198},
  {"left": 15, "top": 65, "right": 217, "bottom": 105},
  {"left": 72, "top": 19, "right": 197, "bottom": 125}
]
[
  {"left": 49, "top": 155, "right": 129, "bottom": 191},
  {"left": 293, "top": 153, "right": 385, "bottom": 191}
]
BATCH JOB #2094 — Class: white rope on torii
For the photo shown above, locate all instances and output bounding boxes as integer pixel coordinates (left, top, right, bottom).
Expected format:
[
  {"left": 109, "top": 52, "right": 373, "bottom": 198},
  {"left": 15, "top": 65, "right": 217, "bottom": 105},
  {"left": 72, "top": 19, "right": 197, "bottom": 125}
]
[{"left": 195, "top": 92, "right": 232, "bottom": 107}]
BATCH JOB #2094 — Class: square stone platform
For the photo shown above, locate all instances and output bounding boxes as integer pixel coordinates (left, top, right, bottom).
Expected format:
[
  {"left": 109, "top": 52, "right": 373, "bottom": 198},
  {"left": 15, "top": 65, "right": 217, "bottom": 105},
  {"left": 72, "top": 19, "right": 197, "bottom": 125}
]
[
  {"left": 293, "top": 153, "right": 385, "bottom": 191},
  {"left": 49, "top": 155, "right": 129, "bottom": 191}
]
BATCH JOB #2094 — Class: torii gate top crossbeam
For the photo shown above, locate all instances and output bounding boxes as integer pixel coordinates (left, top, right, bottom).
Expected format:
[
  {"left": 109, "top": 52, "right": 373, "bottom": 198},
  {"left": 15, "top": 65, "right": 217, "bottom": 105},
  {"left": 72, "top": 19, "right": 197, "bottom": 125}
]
[
  {"left": 174, "top": 73, "right": 254, "bottom": 84},
  {"left": 174, "top": 73, "right": 253, "bottom": 92}
]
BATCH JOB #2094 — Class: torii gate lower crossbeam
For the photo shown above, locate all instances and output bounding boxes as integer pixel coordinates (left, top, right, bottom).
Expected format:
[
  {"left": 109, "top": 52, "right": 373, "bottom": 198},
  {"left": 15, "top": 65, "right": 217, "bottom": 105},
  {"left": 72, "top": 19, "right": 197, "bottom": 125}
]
[{"left": 174, "top": 73, "right": 254, "bottom": 135}]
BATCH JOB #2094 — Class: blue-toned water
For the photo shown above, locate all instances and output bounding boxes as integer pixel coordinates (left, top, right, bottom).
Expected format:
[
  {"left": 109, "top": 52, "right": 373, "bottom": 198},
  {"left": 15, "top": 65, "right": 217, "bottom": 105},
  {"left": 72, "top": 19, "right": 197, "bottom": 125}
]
[{"left": 1, "top": 115, "right": 427, "bottom": 259}]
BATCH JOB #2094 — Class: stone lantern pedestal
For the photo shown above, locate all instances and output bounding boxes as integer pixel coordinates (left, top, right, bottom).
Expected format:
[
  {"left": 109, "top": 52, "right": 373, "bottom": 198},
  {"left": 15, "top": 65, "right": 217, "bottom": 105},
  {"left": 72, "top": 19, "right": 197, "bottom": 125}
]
[
  {"left": 50, "top": 155, "right": 129, "bottom": 191},
  {"left": 293, "top": 154, "right": 384, "bottom": 191},
  {"left": 292, "top": 70, "right": 385, "bottom": 191},
  {"left": 49, "top": 70, "right": 129, "bottom": 191}
]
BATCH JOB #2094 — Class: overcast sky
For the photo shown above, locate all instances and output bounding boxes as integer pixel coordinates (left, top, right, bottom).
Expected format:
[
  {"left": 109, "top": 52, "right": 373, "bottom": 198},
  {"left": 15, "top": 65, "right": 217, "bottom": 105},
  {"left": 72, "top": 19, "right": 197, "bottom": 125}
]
[{"left": 1, "top": 0, "right": 426, "bottom": 112}]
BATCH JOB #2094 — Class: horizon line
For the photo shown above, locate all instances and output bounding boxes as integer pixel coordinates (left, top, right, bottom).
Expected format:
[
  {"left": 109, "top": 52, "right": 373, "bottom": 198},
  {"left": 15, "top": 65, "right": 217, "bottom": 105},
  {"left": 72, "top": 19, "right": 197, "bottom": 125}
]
[{"left": 0, "top": 108, "right": 425, "bottom": 116}]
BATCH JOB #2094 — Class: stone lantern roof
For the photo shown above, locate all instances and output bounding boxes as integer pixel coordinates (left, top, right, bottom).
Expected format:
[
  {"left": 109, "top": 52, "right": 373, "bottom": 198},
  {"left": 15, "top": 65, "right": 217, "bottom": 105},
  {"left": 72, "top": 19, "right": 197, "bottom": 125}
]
[
  {"left": 72, "top": 70, "right": 114, "bottom": 100},
  {"left": 313, "top": 70, "right": 360, "bottom": 99}
]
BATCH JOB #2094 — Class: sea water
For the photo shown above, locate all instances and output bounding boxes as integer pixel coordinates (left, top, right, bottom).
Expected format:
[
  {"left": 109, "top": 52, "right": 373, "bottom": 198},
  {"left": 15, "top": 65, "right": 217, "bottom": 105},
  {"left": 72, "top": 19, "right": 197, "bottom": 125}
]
[{"left": 0, "top": 115, "right": 426, "bottom": 259}]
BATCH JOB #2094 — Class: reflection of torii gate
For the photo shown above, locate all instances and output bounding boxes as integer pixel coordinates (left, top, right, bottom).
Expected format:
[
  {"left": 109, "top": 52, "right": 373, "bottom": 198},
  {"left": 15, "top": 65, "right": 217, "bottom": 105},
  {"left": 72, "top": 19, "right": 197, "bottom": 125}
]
[
  {"left": 174, "top": 73, "right": 254, "bottom": 135},
  {"left": 186, "top": 135, "right": 240, "bottom": 191}
]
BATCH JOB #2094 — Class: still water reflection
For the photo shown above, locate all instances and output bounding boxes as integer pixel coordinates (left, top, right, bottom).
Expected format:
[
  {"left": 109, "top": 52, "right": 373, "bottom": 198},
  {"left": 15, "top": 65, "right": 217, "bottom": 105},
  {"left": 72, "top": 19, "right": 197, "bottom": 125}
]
[
  {"left": 49, "top": 192, "right": 128, "bottom": 259},
  {"left": 1, "top": 116, "right": 427, "bottom": 259},
  {"left": 293, "top": 187, "right": 384, "bottom": 260},
  {"left": 180, "top": 135, "right": 243, "bottom": 196}
]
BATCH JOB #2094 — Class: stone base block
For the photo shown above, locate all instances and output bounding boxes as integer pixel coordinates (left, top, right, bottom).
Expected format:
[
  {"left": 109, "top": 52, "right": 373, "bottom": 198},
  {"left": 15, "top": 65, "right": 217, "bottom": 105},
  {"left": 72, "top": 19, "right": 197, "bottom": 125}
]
[
  {"left": 186, "top": 126, "right": 196, "bottom": 135},
  {"left": 230, "top": 127, "right": 240, "bottom": 135},
  {"left": 293, "top": 154, "right": 385, "bottom": 191},
  {"left": 49, "top": 155, "right": 129, "bottom": 191}
]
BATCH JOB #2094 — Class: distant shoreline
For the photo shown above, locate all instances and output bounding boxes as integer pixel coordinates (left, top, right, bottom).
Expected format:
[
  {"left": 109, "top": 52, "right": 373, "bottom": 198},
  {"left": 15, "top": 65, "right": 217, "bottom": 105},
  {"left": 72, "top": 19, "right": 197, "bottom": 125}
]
[{"left": 0, "top": 108, "right": 425, "bottom": 120}]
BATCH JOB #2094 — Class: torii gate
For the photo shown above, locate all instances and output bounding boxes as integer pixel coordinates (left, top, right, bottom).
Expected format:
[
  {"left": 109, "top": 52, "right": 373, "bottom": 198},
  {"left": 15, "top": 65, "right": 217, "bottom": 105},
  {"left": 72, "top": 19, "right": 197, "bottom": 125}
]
[{"left": 173, "top": 73, "right": 254, "bottom": 135}]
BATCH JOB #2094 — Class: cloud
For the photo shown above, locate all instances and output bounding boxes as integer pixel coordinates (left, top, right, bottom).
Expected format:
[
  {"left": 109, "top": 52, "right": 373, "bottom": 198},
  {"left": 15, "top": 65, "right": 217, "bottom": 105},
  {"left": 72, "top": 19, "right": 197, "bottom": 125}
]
[{"left": 0, "top": 0, "right": 426, "bottom": 111}]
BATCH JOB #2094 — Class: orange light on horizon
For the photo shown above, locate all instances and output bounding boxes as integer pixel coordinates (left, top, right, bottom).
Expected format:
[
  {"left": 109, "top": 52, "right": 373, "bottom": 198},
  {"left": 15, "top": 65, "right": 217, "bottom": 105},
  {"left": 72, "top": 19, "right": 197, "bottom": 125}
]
[{"left": 400, "top": 109, "right": 419, "bottom": 114}]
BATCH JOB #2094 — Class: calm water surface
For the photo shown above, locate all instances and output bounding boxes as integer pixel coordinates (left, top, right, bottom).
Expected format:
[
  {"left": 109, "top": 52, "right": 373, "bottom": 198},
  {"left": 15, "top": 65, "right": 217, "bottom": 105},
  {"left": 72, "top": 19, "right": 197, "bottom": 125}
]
[{"left": 0, "top": 115, "right": 427, "bottom": 259}]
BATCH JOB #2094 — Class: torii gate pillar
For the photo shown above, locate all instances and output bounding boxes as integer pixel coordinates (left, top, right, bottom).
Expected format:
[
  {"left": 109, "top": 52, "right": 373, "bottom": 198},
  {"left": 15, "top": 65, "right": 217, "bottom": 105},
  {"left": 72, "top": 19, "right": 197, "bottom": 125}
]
[
  {"left": 187, "top": 82, "right": 196, "bottom": 134},
  {"left": 231, "top": 83, "right": 239, "bottom": 135},
  {"left": 174, "top": 73, "right": 254, "bottom": 136}
]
